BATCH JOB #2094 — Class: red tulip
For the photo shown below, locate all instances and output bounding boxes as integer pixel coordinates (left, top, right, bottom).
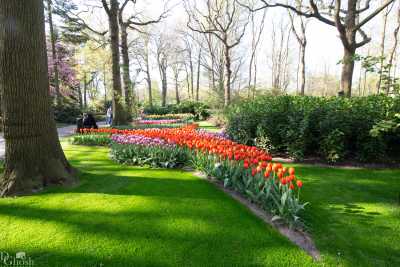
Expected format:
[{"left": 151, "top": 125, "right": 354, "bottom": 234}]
[
  {"left": 243, "top": 161, "right": 249, "bottom": 169},
  {"left": 297, "top": 180, "right": 303, "bottom": 188}
]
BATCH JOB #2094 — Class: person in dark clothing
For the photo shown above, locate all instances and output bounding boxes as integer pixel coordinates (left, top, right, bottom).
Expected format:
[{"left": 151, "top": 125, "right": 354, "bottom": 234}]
[
  {"left": 82, "top": 113, "right": 98, "bottom": 129},
  {"left": 76, "top": 117, "right": 84, "bottom": 133}
]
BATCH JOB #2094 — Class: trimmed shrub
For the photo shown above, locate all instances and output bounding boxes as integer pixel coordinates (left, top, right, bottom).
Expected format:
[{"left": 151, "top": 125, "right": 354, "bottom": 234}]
[
  {"left": 144, "top": 101, "right": 211, "bottom": 121},
  {"left": 225, "top": 95, "right": 400, "bottom": 163}
]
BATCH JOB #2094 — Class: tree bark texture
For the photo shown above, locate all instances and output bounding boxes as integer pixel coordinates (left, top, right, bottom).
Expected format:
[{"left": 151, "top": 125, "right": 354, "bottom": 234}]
[
  {"left": 120, "top": 23, "right": 133, "bottom": 114},
  {"left": 196, "top": 48, "right": 201, "bottom": 102},
  {"left": 0, "top": 0, "right": 77, "bottom": 196},
  {"left": 341, "top": 47, "right": 356, "bottom": 97},
  {"left": 108, "top": 0, "right": 127, "bottom": 125},
  {"left": 144, "top": 38, "right": 153, "bottom": 107},
  {"left": 224, "top": 44, "right": 231, "bottom": 107}
]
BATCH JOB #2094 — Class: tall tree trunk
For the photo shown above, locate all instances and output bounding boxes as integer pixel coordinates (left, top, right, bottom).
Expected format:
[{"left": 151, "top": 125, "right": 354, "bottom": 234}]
[
  {"left": 196, "top": 48, "right": 201, "bottom": 102},
  {"left": 120, "top": 23, "right": 132, "bottom": 115},
  {"left": 0, "top": 0, "right": 77, "bottom": 196},
  {"left": 145, "top": 48, "right": 153, "bottom": 107},
  {"left": 174, "top": 74, "right": 180, "bottom": 104},
  {"left": 185, "top": 64, "right": 191, "bottom": 99},
  {"left": 83, "top": 72, "right": 87, "bottom": 109},
  {"left": 78, "top": 84, "right": 83, "bottom": 110},
  {"left": 108, "top": 0, "right": 126, "bottom": 125},
  {"left": 189, "top": 53, "right": 194, "bottom": 101},
  {"left": 146, "top": 70, "right": 152, "bottom": 107},
  {"left": 224, "top": 44, "right": 231, "bottom": 107},
  {"left": 387, "top": 4, "right": 400, "bottom": 94},
  {"left": 299, "top": 43, "right": 306, "bottom": 95},
  {"left": 377, "top": 6, "right": 389, "bottom": 93},
  {"left": 161, "top": 67, "right": 167, "bottom": 107},
  {"left": 341, "top": 47, "right": 356, "bottom": 97},
  {"left": 103, "top": 63, "right": 107, "bottom": 105},
  {"left": 47, "top": 0, "right": 61, "bottom": 106}
]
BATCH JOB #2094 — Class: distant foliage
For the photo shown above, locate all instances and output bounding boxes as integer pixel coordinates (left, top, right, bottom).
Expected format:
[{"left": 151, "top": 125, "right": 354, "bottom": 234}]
[
  {"left": 225, "top": 95, "right": 400, "bottom": 163},
  {"left": 53, "top": 99, "right": 81, "bottom": 124},
  {"left": 47, "top": 42, "right": 79, "bottom": 98},
  {"left": 144, "top": 101, "right": 211, "bottom": 121}
]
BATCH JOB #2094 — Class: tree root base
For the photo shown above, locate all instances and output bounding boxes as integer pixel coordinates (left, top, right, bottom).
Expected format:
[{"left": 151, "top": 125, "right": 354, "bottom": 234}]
[{"left": 0, "top": 158, "right": 78, "bottom": 197}]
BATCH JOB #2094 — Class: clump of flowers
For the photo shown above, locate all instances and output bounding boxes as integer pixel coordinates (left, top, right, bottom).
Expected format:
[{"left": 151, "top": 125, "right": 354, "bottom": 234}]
[
  {"left": 196, "top": 129, "right": 230, "bottom": 140},
  {"left": 143, "top": 113, "right": 194, "bottom": 121},
  {"left": 136, "top": 119, "right": 181, "bottom": 125},
  {"left": 111, "top": 134, "right": 172, "bottom": 147}
]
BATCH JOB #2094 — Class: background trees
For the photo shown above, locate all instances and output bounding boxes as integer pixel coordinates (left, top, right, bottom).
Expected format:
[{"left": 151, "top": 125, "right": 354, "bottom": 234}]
[
  {"left": 186, "top": 0, "right": 249, "bottom": 106},
  {"left": 250, "top": 0, "right": 396, "bottom": 97},
  {"left": 40, "top": 0, "right": 400, "bottom": 112}
]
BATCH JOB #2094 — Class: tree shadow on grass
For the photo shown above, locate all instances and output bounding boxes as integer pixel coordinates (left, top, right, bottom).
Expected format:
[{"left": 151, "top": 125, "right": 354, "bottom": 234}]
[
  {"left": 40, "top": 170, "right": 221, "bottom": 200},
  {"left": 0, "top": 192, "right": 314, "bottom": 266},
  {"left": 295, "top": 164, "right": 400, "bottom": 266},
  {"left": 0, "top": 145, "right": 318, "bottom": 266}
]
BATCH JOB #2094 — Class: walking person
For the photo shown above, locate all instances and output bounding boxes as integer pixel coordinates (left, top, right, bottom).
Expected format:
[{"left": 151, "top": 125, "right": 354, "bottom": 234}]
[{"left": 106, "top": 106, "right": 113, "bottom": 125}]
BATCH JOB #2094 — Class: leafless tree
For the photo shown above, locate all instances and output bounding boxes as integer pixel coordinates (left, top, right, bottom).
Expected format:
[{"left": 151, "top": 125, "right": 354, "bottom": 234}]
[
  {"left": 154, "top": 32, "right": 172, "bottom": 107},
  {"left": 387, "top": 3, "right": 400, "bottom": 93},
  {"left": 377, "top": 2, "right": 393, "bottom": 92},
  {"left": 246, "top": 0, "right": 396, "bottom": 97},
  {"left": 248, "top": 2, "right": 267, "bottom": 98},
  {"left": 118, "top": 0, "right": 168, "bottom": 112},
  {"left": 131, "top": 31, "right": 153, "bottom": 106},
  {"left": 269, "top": 19, "right": 292, "bottom": 92},
  {"left": 185, "top": 0, "right": 249, "bottom": 106},
  {"left": 288, "top": 0, "right": 308, "bottom": 95},
  {"left": 170, "top": 40, "right": 186, "bottom": 104}
]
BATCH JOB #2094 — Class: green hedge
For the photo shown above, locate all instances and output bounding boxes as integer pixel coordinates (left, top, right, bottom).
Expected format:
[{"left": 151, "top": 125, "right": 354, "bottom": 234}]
[
  {"left": 225, "top": 95, "right": 400, "bottom": 163},
  {"left": 71, "top": 134, "right": 111, "bottom": 146},
  {"left": 144, "top": 101, "right": 211, "bottom": 121}
]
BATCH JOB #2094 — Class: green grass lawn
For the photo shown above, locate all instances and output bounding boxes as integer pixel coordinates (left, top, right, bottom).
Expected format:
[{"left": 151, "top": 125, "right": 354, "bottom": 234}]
[
  {"left": 293, "top": 164, "right": 400, "bottom": 266},
  {"left": 1, "top": 143, "right": 399, "bottom": 267},
  {"left": 0, "top": 144, "right": 314, "bottom": 267},
  {"left": 197, "top": 121, "right": 222, "bottom": 133}
]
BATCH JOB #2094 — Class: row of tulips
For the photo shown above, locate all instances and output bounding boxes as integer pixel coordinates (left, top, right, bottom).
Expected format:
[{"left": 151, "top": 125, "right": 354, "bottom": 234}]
[
  {"left": 79, "top": 125, "right": 307, "bottom": 226},
  {"left": 142, "top": 113, "right": 194, "bottom": 121},
  {"left": 135, "top": 119, "right": 182, "bottom": 125},
  {"left": 110, "top": 134, "right": 187, "bottom": 168}
]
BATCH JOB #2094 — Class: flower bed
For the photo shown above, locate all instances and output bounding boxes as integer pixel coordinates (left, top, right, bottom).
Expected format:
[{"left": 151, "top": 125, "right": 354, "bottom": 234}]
[
  {"left": 136, "top": 119, "right": 182, "bottom": 125},
  {"left": 78, "top": 125, "right": 307, "bottom": 226},
  {"left": 110, "top": 134, "right": 188, "bottom": 168},
  {"left": 143, "top": 113, "right": 194, "bottom": 121},
  {"left": 72, "top": 133, "right": 111, "bottom": 146}
]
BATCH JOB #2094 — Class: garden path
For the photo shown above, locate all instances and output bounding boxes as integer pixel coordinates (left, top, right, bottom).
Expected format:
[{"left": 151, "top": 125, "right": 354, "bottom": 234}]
[{"left": 0, "top": 121, "right": 107, "bottom": 159}]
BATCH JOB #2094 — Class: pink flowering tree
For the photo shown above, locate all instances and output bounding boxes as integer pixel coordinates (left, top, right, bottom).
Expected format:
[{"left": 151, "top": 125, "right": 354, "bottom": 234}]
[{"left": 47, "top": 42, "right": 80, "bottom": 101}]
